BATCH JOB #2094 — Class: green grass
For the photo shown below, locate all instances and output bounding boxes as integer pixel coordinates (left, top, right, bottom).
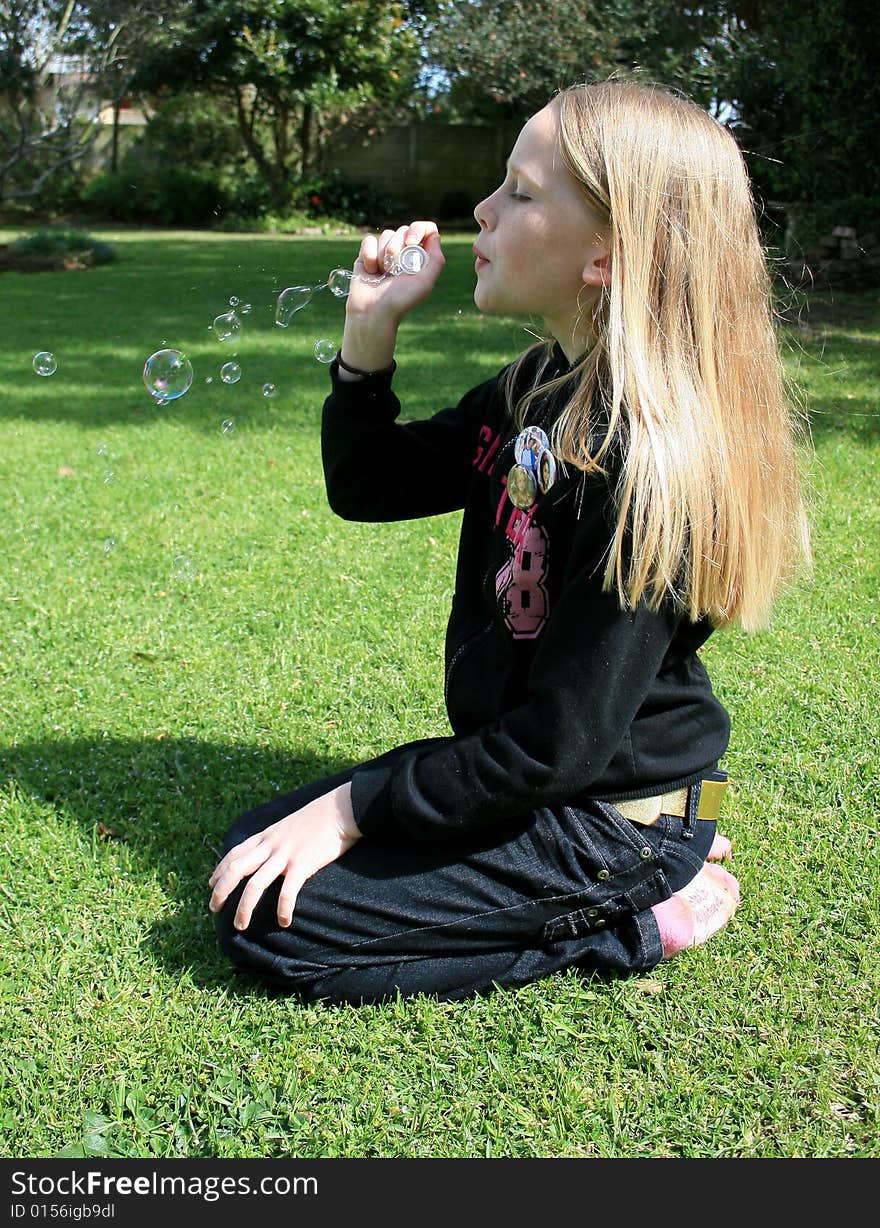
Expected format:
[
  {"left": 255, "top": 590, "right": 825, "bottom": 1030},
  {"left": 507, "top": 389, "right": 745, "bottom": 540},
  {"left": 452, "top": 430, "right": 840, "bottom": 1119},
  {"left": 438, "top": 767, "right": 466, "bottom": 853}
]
[{"left": 0, "top": 228, "right": 878, "bottom": 1159}]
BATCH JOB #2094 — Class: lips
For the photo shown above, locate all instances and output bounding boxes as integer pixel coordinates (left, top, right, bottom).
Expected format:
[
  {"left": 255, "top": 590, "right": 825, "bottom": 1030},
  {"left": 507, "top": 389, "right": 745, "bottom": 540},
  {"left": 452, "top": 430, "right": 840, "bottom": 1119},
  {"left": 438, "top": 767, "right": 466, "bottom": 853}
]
[{"left": 473, "top": 245, "right": 489, "bottom": 271}]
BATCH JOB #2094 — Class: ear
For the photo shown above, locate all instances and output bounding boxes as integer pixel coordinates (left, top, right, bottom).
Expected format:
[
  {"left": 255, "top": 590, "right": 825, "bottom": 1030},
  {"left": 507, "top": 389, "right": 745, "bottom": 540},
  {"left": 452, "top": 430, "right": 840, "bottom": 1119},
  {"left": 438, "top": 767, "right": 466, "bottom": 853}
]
[{"left": 582, "top": 251, "right": 612, "bottom": 288}]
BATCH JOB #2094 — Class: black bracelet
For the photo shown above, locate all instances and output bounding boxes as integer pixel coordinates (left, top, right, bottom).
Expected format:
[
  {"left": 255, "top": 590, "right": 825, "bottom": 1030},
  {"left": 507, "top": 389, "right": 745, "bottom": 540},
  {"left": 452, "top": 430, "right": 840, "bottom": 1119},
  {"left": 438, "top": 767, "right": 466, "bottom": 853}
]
[{"left": 336, "top": 350, "right": 395, "bottom": 377}]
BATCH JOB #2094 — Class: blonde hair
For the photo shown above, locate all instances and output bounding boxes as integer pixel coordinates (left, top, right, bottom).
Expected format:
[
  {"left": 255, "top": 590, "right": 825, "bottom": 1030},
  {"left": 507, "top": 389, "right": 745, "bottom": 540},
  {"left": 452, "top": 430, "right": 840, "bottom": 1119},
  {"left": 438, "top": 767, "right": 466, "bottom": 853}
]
[{"left": 505, "top": 79, "right": 811, "bottom": 631}]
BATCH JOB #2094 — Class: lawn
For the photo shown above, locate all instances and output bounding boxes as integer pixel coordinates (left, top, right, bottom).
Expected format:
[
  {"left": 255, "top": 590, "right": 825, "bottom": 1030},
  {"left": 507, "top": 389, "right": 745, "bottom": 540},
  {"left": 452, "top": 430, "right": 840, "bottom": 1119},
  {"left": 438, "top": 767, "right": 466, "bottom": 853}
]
[{"left": 0, "top": 228, "right": 877, "bottom": 1159}]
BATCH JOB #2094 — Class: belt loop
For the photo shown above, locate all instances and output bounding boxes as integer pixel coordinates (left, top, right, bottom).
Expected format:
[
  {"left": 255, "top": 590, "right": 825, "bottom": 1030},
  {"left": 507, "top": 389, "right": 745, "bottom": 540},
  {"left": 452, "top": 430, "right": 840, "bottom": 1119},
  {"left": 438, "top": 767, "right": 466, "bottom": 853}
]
[{"left": 682, "top": 781, "right": 701, "bottom": 839}]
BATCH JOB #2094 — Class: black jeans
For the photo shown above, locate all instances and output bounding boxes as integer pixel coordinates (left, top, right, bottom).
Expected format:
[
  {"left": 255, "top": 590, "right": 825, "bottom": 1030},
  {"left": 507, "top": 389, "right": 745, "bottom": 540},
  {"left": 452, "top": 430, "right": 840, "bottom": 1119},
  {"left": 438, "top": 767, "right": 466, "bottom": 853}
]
[{"left": 214, "top": 740, "right": 716, "bottom": 1005}]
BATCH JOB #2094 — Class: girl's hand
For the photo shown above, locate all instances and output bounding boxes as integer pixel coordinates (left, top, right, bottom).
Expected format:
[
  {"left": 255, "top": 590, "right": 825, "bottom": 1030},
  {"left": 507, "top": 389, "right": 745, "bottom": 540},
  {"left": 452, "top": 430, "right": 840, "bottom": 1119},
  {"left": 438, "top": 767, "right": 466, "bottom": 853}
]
[
  {"left": 345, "top": 221, "right": 445, "bottom": 325},
  {"left": 207, "top": 782, "right": 361, "bottom": 931}
]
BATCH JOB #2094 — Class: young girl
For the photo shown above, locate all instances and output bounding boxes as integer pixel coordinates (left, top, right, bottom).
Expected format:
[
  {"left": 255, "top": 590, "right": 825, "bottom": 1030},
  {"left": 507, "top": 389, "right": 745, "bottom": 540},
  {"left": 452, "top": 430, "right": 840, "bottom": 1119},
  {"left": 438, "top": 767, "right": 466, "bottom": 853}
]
[{"left": 208, "top": 80, "right": 810, "bottom": 1005}]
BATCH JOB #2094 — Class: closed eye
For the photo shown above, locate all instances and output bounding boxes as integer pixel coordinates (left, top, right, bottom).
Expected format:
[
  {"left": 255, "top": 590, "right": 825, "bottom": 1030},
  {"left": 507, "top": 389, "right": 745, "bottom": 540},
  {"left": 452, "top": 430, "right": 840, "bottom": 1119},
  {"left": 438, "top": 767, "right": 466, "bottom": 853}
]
[{"left": 509, "top": 191, "right": 531, "bottom": 202}]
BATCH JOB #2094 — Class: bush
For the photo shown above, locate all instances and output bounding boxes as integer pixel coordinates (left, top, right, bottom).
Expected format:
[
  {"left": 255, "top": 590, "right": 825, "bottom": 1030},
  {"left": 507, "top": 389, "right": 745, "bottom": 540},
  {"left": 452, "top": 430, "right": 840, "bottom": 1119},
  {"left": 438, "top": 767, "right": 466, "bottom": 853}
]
[
  {"left": 294, "top": 170, "right": 402, "bottom": 227},
  {"left": 81, "top": 169, "right": 228, "bottom": 227},
  {"left": 2, "top": 227, "right": 117, "bottom": 272}
]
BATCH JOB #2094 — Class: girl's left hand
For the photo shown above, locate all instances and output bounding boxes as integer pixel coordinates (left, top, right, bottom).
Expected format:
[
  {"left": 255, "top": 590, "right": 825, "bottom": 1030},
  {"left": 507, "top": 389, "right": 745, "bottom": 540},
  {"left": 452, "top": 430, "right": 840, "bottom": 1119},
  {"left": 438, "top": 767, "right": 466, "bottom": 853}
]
[{"left": 208, "top": 782, "right": 361, "bottom": 931}]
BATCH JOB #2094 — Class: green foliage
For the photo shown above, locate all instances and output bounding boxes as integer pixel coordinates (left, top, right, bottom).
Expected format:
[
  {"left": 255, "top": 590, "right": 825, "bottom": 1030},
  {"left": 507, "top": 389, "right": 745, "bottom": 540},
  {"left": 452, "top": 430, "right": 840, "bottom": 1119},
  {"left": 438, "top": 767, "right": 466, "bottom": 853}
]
[
  {"left": 131, "top": 0, "right": 426, "bottom": 202},
  {"left": 720, "top": 0, "right": 880, "bottom": 242},
  {"left": 423, "top": 1, "right": 731, "bottom": 121},
  {"left": 295, "top": 170, "right": 403, "bottom": 227},
  {"left": 81, "top": 169, "right": 229, "bottom": 227},
  {"left": 3, "top": 225, "right": 117, "bottom": 270}
]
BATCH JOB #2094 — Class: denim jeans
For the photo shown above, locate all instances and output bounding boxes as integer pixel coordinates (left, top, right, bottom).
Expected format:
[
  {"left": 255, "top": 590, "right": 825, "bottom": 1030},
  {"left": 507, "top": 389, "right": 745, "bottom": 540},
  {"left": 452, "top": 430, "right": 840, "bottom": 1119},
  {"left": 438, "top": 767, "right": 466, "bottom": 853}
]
[{"left": 214, "top": 739, "right": 716, "bottom": 1005}]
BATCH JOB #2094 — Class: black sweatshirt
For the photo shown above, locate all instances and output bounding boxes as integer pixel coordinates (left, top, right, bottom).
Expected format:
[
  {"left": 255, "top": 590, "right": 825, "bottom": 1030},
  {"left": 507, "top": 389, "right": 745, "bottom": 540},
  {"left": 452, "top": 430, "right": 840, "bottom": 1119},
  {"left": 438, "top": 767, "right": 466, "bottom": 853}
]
[{"left": 321, "top": 343, "right": 730, "bottom": 844}]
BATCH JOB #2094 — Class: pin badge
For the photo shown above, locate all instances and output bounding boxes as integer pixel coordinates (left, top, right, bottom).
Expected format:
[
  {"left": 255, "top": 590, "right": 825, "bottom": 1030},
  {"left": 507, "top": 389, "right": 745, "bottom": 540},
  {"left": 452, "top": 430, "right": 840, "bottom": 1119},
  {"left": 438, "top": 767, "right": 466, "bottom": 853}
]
[
  {"left": 514, "top": 427, "right": 549, "bottom": 472},
  {"left": 507, "top": 463, "right": 538, "bottom": 510},
  {"left": 537, "top": 447, "right": 557, "bottom": 494}
]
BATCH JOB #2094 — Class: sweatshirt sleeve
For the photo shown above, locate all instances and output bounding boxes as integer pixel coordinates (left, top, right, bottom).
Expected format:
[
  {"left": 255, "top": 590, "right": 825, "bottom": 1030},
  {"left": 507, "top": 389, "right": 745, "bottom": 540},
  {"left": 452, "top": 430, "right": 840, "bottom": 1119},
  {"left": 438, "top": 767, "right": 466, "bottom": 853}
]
[
  {"left": 321, "top": 359, "right": 499, "bottom": 522},
  {"left": 349, "top": 475, "right": 685, "bottom": 842}
]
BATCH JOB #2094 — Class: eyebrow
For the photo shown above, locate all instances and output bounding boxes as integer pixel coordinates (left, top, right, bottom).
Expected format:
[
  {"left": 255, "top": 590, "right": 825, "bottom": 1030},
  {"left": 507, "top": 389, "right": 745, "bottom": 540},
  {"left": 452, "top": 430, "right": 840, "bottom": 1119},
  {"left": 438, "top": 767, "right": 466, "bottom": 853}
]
[{"left": 505, "top": 160, "right": 539, "bottom": 187}]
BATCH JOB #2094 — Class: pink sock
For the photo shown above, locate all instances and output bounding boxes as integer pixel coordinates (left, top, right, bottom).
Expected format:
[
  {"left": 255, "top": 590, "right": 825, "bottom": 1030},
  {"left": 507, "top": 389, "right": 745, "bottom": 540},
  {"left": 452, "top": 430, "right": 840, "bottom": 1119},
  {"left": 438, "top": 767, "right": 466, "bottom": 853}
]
[{"left": 651, "top": 863, "right": 741, "bottom": 959}]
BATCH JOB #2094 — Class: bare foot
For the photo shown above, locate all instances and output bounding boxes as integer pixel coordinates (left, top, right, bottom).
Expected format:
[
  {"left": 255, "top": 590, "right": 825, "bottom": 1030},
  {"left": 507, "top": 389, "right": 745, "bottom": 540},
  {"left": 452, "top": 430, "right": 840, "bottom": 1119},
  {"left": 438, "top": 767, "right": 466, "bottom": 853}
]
[
  {"left": 708, "top": 832, "right": 732, "bottom": 862},
  {"left": 651, "top": 863, "right": 740, "bottom": 959}
]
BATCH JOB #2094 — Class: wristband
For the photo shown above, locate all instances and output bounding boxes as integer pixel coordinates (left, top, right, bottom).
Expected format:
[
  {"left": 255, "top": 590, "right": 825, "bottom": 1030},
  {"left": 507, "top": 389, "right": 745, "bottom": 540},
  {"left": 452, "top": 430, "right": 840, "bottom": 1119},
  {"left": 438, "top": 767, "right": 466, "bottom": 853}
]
[{"left": 336, "top": 350, "right": 395, "bottom": 377}]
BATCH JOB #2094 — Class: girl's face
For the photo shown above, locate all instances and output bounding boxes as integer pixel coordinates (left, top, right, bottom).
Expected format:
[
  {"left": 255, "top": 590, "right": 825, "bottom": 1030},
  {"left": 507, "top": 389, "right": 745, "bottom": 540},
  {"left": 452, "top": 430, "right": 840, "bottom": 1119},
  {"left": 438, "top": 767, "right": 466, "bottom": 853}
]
[{"left": 473, "top": 102, "right": 609, "bottom": 357}]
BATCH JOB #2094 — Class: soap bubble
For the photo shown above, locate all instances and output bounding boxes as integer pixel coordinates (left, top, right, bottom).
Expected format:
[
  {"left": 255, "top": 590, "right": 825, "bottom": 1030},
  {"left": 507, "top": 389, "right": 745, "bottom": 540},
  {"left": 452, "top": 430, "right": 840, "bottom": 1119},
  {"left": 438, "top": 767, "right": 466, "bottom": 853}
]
[
  {"left": 143, "top": 349, "right": 194, "bottom": 402},
  {"left": 275, "top": 285, "right": 313, "bottom": 327},
  {"left": 103, "top": 538, "right": 116, "bottom": 552},
  {"left": 171, "top": 554, "right": 195, "bottom": 583},
  {"left": 103, "top": 471, "right": 117, "bottom": 484},
  {"left": 261, "top": 383, "right": 276, "bottom": 398},
  {"left": 205, "top": 376, "right": 213, "bottom": 384},
  {"left": 212, "top": 310, "right": 242, "bottom": 344},
  {"left": 33, "top": 351, "right": 57, "bottom": 377},
  {"left": 221, "top": 418, "right": 235, "bottom": 434},
  {"left": 327, "top": 268, "right": 354, "bottom": 298},
  {"left": 220, "top": 362, "right": 241, "bottom": 385},
  {"left": 314, "top": 338, "right": 337, "bottom": 363},
  {"left": 97, "top": 443, "right": 109, "bottom": 457},
  {"left": 241, "top": 303, "right": 253, "bottom": 315},
  {"left": 229, "top": 295, "right": 241, "bottom": 307}
]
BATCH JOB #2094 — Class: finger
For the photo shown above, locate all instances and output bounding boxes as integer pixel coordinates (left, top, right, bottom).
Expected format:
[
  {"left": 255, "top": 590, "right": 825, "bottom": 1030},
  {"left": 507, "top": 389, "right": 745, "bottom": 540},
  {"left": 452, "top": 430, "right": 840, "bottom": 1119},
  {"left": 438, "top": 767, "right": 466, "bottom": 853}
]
[
  {"left": 366, "top": 228, "right": 395, "bottom": 276},
  {"left": 208, "top": 839, "right": 272, "bottom": 911},
  {"left": 233, "top": 856, "right": 286, "bottom": 931},
  {"left": 422, "top": 229, "right": 445, "bottom": 268},
  {"left": 403, "top": 220, "right": 440, "bottom": 249},
  {"left": 208, "top": 827, "right": 269, "bottom": 889},
  {"left": 276, "top": 874, "right": 305, "bottom": 928},
  {"left": 382, "top": 224, "right": 411, "bottom": 273},
  {"left": 359, "top": 232, "right": 378, "bottom": 272}
]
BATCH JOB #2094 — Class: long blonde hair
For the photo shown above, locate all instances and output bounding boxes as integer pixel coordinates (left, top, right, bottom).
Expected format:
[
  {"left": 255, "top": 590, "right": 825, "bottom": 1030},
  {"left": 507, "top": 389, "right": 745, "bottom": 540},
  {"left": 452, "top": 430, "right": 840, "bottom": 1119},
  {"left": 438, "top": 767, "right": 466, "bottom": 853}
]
[{"left": 505, "top": 79, "right": 811, "bottom": 631}]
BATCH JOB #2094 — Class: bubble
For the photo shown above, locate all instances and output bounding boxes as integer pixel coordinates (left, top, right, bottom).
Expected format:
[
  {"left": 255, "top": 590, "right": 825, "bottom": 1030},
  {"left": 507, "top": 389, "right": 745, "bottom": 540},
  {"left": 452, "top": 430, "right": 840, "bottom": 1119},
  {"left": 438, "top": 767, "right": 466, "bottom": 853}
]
[
  {"left": 33, "top": 351, "right": 57, "bottom": 377},
  {"left": 221, "top": 418, "right": 235, "bottom": 434},
  {"left": 241, "top": 303, "right": 253, "bottom": 315},
  {"left": 97, "top": 443, "right": 109, "bottom": 456},
  {"left": 314, "top": 338, "right": 337, "bottom": 363},
  {"left": 143, "top": 349, "right": 194, "bottom": 402},
  {"left": 261, "top": 383, "right": 276, "bottom": 398},
  {"left": 229, "top": 295, "right": 241, "bottom": 307},
  {"left": 220, "top": 362, "right": 241, "bottom": 384},
  {"left": 103, "top": 538, "right": 116, "bottom": 552},
  {"left": 327, "top": 268, "right": 354, "bottom": 298},
  {"left": 205, "top": 376, "right": 213, "bottom": 384},
  {"left": 103, "top": 471, "right": 116, "bottom": 484},
  {"left": 275, "top": 285, "right": 313, "bottom": 327},
  {"left": 171, "top": 554, "right": 195, "bottom": 583},
  {"left": 212, "top": 310, "right": 243, "bottom": 344}
]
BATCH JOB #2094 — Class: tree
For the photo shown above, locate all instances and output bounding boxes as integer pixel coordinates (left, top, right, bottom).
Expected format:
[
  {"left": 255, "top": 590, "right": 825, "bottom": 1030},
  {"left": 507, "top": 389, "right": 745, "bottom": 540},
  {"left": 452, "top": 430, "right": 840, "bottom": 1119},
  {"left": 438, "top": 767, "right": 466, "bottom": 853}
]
[
  {"left": 421, "top": 1, "right": 732, "bottom": 122},
  {"left": 0, "top": 0, "right": 172, "bottom": 202},
  {"left": 714, "top": 0, "right": 880, "bottom": 239},
  {"left": 131, "top": 0, "right": 428, "bottom": 207}
]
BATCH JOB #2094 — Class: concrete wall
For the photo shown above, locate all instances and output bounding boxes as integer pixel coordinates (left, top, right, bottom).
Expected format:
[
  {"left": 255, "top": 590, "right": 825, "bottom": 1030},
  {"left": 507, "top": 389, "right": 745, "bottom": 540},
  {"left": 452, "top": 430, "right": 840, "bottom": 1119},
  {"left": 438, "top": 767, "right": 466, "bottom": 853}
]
[{"left": 327, "top": 121, "right": 521, "bottom": 218}]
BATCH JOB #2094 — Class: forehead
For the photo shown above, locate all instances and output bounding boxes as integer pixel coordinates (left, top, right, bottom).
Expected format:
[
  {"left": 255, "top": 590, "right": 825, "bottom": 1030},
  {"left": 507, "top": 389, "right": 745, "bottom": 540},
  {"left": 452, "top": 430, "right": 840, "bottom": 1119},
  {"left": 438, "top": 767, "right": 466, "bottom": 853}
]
[{"left": 508, "top": 103, "right": 562, "bottom": 175}]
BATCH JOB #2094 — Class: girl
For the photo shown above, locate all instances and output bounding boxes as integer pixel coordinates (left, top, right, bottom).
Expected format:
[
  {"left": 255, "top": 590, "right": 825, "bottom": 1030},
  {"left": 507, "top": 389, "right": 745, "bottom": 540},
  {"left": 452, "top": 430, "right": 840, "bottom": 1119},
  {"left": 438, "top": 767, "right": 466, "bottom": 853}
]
[{"left": 208, "top": 80, "right": 810, "bottom": 1004}]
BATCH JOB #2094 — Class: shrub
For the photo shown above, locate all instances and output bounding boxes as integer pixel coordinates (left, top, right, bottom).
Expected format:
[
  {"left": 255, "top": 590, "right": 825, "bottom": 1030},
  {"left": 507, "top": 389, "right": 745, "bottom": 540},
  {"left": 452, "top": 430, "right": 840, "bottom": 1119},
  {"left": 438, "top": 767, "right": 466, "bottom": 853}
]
[
  {"left": 2, "top": 227, "right": 117, "bottom": 272},
  {"left": 294, "top": 170, "right": 402, "bottom": 227},
  {"left": 81, "top": 169, "right": 228, "bottom": 227}
]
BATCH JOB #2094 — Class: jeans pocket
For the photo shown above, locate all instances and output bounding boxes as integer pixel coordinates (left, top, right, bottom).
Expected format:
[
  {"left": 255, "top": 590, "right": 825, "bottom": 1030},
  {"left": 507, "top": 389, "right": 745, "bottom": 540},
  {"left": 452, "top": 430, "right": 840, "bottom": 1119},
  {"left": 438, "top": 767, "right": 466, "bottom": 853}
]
[{"left": 540, "top": 867, "right": 670, "bottom": 943}]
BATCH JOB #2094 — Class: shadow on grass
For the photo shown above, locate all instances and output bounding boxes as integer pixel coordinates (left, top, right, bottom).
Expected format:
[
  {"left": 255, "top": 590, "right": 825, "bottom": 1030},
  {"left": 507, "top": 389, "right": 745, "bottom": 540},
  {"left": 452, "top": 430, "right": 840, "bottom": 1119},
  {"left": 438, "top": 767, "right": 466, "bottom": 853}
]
[{"left": 1, "top": 735, "right": 357, "bottom": 993}]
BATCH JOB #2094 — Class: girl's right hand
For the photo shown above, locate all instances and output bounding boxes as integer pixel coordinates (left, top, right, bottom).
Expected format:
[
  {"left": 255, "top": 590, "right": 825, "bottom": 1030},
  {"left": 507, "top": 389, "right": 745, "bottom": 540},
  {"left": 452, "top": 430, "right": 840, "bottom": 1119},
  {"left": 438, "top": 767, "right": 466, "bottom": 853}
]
[{"left": 345, "top": 221, "right": 445, "bottom": 325}]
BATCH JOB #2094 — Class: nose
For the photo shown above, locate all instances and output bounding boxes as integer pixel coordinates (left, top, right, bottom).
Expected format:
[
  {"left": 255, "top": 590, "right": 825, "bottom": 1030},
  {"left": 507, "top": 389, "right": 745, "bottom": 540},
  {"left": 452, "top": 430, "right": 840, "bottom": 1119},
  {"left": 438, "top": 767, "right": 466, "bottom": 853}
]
[{"left": 474, "top": 189, "right": 495, "bottom": 230}]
